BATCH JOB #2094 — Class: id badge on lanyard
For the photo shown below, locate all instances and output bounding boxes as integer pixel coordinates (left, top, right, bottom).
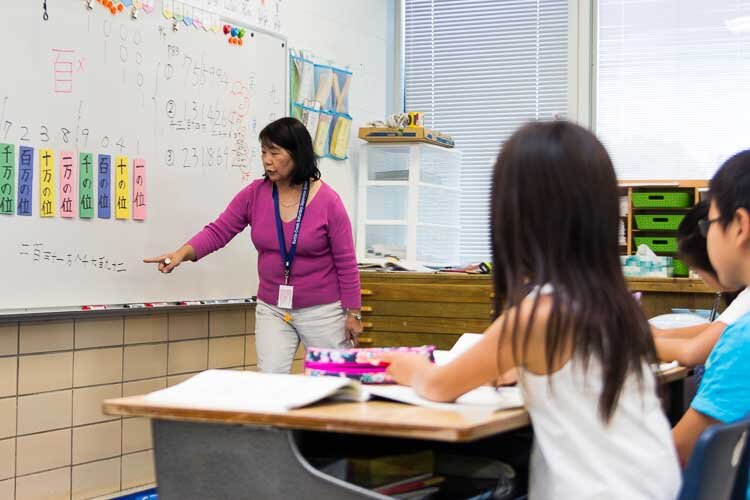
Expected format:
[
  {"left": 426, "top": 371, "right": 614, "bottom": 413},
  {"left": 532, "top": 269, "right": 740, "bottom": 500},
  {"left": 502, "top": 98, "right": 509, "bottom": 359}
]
[{"left": 273, "top": 181, "right": 309, "bottom": 311}]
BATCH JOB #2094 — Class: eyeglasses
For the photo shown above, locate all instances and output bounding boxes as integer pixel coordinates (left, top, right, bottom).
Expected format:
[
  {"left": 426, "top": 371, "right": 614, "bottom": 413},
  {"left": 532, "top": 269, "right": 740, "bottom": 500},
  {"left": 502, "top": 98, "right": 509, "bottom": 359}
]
[{"left": 698, "top": 217, "right": 720, "bottom": 238}]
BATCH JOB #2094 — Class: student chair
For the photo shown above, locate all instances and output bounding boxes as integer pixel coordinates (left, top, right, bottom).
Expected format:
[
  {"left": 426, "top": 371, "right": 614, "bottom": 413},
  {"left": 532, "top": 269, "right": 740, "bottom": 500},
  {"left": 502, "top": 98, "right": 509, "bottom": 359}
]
[{"left": 677, "top": 415, "right": 750, "bottom": 500}]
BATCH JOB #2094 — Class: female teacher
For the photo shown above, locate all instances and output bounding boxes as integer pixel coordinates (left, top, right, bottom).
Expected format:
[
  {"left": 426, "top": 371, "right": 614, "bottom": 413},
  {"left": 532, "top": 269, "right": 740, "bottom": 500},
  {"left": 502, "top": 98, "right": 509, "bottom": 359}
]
[{"left": 145, "top": 117, "right": 363, "bottom": 373}]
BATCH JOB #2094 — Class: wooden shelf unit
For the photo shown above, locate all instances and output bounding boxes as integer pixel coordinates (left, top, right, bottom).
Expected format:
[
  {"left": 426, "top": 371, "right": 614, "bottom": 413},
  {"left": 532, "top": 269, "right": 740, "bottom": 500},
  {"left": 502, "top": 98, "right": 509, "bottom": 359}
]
[{"left": 619, "top": 179, "right": 708, "bottom": 261}]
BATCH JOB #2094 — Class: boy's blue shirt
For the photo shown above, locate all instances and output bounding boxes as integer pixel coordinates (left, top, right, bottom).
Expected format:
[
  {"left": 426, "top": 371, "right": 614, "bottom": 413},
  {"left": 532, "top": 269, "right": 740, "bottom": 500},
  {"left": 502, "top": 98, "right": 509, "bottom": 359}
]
[{"left": 691, "top": 310, "right": 750, "bottom": 499}]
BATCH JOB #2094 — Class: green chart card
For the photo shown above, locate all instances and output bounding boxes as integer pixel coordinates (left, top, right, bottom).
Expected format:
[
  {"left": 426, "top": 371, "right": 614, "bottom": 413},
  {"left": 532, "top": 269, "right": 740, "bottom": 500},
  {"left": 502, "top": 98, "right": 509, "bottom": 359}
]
[
  {"left": 79, "top": 152, "right": 94, "bottom": 218},
  {"left": 0, "top": 143, "right": 16, "bottom": 215}
]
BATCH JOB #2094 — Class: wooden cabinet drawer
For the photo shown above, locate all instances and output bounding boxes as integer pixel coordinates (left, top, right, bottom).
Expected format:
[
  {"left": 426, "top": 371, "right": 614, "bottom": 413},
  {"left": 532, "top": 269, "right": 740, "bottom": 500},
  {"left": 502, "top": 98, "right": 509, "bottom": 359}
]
[
  {"left": 362, "top": 315, "right": 489, "bottom": 335},
  {"left": 360, "top": 283, "right": 492, "bottom": 303},
  {"left": 361, "top": 300, "right": 492, "bottom": 320},
  {"left": 358, "top": 331, "right": 461, "bottom": 350}
]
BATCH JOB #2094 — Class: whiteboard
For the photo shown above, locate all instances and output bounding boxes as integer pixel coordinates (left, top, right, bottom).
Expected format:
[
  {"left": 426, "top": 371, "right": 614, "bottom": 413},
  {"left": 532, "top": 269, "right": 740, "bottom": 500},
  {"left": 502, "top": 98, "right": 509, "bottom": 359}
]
[{"left": 0, "top": 1, "right": 286, "bottom": 310}]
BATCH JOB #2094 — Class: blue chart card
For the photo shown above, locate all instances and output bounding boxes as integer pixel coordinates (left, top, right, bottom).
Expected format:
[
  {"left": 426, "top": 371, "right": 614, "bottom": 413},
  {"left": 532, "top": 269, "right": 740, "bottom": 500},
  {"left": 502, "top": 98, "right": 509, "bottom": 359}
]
[
  {"left": 17, "top": 146, "right": 33, "bottom": 216},
  {"left": 98, "top": 154, "right": 112, "bottom": 219}
]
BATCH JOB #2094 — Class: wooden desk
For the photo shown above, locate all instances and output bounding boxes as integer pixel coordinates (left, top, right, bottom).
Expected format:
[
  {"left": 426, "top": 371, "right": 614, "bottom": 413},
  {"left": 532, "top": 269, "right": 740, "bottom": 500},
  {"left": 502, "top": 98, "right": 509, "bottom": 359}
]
[
  {"left": 105, "top": 396, "right": 530, "bottom": 443},
  {"left": 103, "top": 366, "right": 689, "bottom": 499}
]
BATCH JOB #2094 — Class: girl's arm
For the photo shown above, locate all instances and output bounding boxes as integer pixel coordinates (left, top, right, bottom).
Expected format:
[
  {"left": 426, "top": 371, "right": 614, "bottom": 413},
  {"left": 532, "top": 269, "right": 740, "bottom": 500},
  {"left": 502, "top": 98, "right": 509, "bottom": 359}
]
[
  {"left": 654, "top": 322, "right": 726, "bottom": 366},
  {"left": 381, "top": 297, "right": 553, "bottom": 402},
  {"left": 651, "top": 323, "right": 711, "bottom": 339}
]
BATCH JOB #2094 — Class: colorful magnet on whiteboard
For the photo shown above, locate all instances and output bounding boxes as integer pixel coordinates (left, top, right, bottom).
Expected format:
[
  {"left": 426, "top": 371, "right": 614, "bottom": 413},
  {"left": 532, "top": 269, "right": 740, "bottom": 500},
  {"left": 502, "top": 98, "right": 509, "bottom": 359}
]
[
  {"left": 238, "top": 29, "right": 246, "bottom": 38},
  {"left": 223, "top": 24, "right": 230, "bottom": 34},
  {"left": 238, "top": 38, "right": 244, "bottom": 46},
  {"left": 231, "top": 27, "right": 238, "bottom": 37},
  {"left": 117, "top": 3, "right": 124, "bottom": 12}
]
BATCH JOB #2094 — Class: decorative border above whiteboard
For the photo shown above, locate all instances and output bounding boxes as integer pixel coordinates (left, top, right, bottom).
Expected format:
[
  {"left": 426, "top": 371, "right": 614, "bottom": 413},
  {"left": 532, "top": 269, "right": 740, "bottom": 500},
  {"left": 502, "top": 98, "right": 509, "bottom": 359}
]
[{"left": 177, "top": 0, "right": 283, "bottom": 34}]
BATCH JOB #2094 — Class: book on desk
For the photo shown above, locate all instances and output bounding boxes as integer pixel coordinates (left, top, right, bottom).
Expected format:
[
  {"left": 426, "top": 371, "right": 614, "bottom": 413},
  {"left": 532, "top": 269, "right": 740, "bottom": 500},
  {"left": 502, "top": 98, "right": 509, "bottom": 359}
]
[{"left": 143, "top": 369, "right": 524, "bottom": 414}]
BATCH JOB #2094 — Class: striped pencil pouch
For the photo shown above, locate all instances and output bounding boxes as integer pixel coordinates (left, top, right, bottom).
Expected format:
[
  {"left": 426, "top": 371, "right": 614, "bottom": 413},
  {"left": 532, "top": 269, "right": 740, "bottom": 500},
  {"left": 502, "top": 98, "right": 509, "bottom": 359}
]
[{"left": 304, "top": 345, "right": 436, "bottom": 384}]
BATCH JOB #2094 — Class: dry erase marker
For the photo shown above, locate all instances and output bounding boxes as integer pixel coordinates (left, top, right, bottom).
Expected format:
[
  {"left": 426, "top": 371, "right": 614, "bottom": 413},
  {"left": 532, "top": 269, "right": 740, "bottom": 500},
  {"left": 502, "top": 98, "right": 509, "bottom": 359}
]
[
  {"left": 178, "top": 300, "right": 202, "bottom": 306},
  {"left": 81, "top": 305, "right": 107, "bottom": 311},
  {"left": 226, "top": 299, "right": 246, "bottom": 304},
  {"left": 145, "top": 302, "right": 169, "bottom": 307},
  {"left": 124, "top": 303, "right": 146, "bottom": 308}
]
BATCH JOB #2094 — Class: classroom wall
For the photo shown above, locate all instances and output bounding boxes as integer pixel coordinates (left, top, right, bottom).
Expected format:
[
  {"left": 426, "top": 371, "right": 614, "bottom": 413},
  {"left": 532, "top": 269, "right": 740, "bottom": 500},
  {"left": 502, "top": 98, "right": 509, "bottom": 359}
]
[
  {"left": 280, "top": 0, "right": 395, "bottom": 221},
  {"left": 0, "top": 307, "right": 283, "bottom": 499},
  {"left": 0, "top": 1, "right": 394, "bottom": 498}
]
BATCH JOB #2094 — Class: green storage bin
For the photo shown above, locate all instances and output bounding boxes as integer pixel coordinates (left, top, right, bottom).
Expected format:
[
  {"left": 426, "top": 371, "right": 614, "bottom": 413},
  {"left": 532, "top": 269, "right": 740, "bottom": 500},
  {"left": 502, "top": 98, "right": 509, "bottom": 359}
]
[
  {"left": 634, "top": 236, "right": 678, "bottom": 253},
  {"left": 634, "top": 214, "right": 686, "bottom": 230},
  {"left": 673, "top": 259, "right": 689, "bottom": 277},
  {"left": 632, "top": 191, "right": 691, "bottom": 208}
]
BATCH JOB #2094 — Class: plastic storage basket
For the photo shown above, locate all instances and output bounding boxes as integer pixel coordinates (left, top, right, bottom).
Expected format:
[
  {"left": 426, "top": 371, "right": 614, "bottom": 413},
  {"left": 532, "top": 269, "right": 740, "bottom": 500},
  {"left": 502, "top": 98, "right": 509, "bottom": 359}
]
[
  {"left": 634, "top": 236, "right": 678, "bottom": 253},
  {"left": 631, "top": 192, "right": 691, "bottom": 208},
  {"left": 673, "top": 259, "right": 689, "bottom": 277},
  {"left": 634, "top": 214, "right": 686, "bottom": 231}
]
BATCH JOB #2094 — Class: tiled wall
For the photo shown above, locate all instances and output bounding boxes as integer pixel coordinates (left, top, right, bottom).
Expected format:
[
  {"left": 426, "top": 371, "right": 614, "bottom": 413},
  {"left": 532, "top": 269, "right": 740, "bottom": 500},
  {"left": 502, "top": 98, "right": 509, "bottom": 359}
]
[{"left": 0, "top": 306, "right": 305, "bottom": 500}]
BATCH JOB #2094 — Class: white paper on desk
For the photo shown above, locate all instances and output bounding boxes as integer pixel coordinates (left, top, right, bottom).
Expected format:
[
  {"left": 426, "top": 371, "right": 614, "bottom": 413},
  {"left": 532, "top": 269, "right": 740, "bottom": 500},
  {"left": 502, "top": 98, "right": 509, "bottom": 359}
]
[
  {"left": 366, "top": 385, "right": 523, "bottom": 413},
  {"left": 434, "top": 333, "right": 483, "bottom": 366},
  {"left": 656, "top": 361, "right": 679, "bottom": 372},
  {"left": 143, "top": 370, "right": 366, "bottom": 412}
]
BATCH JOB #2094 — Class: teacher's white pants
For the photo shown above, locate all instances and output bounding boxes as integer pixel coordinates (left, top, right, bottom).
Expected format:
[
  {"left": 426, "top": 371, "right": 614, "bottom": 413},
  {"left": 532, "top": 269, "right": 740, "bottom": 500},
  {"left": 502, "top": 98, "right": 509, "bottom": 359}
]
[{"left": 254, "top": 299, "right": 349, "bottom": 373}]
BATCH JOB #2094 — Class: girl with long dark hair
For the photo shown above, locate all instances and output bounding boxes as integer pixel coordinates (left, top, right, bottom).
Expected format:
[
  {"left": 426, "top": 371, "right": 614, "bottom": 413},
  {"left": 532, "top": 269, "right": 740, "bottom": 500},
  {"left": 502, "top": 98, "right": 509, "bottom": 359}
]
[{"left": 381, "top": 121, "right": 681, "bottom": 499}]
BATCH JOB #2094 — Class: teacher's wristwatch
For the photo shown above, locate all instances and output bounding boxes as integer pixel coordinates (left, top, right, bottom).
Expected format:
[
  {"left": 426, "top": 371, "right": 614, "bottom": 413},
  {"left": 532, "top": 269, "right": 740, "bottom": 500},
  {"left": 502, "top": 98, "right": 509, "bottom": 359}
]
[{"left": 346, "top": 310, "right": 362, "bottom": 321}]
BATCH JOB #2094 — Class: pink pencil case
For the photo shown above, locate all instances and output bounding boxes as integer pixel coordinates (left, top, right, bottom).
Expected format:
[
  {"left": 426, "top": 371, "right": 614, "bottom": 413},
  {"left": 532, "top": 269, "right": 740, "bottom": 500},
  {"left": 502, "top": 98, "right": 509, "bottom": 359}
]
[{"left": 304, "top": 345, "right": 436, "bottom": 384}]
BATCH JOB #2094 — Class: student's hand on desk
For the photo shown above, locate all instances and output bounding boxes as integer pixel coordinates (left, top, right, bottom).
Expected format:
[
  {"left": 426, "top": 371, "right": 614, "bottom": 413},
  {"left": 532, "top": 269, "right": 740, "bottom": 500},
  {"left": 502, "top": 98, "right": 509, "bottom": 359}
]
[{"left": 378, "top": 352, "right": 434, "bottom": 386}]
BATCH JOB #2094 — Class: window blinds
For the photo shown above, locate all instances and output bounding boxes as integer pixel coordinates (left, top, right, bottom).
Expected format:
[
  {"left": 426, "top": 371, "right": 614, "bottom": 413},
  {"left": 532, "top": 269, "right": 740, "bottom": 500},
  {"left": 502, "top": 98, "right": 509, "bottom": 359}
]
[{"left": 404, "top": 0, "right": 568, "bottom": 262}]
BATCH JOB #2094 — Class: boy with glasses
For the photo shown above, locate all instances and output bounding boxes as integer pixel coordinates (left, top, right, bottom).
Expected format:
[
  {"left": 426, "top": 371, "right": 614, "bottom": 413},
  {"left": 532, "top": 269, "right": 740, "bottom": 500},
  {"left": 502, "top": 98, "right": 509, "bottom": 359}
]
[{"left": 673, "top": 150, "right": 750, "bottom": 498}]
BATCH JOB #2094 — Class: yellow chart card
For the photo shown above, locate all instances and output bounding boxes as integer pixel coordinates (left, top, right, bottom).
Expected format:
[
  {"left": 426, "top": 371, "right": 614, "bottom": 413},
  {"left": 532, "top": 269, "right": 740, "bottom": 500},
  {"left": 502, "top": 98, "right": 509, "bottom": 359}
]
[
  {"left": 115, "top": 155, "right": 130, "bottom": 220},
  {"left": 39, "top": 149, "right": 56, "bottom": 217}
]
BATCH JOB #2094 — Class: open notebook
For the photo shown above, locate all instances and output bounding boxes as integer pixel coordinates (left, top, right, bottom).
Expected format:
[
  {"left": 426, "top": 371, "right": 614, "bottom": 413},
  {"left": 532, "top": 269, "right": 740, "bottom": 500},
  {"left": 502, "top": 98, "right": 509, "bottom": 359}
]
[{"left": 143, "top": 369, "right": 523, "bottom": 414}]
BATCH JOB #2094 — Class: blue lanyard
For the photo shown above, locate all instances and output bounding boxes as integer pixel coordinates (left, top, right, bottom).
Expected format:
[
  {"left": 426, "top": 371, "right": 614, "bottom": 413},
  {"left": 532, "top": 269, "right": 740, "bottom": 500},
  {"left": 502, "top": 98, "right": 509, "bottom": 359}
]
[{"left": 273, "top": 181, "right": 310, "bottom": 285}]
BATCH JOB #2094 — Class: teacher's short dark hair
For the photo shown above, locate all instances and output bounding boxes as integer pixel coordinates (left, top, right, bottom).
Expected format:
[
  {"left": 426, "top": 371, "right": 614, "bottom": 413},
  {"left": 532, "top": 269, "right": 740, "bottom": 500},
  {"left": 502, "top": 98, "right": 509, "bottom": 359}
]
[{"left": 259, "top": 117, "right": 321, "bottom": 185}]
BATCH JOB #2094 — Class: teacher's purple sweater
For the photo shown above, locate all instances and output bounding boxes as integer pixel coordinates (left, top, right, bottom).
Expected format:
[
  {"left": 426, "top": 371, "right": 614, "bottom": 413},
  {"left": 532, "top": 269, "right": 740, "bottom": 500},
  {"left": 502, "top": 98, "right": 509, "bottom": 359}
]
[{"left": 187, "top": 179, "right": 361, "bottom": 310}]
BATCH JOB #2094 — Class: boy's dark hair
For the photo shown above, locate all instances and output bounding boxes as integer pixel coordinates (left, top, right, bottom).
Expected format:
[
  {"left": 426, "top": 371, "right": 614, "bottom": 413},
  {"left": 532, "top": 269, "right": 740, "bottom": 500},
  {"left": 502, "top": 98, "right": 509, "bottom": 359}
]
[
  {"left": 491, "top": 120, "right": 657, "bottom": 423},
  {"left": 677, "top": 201, "right": 741, "bottom": 307},
  {"left": 677, "top": 200, "right": 714, "bottom": 274},
  {"left": 709, "top": 149, "right": 750, "bottom": 227},
  {"left": 259, "top": 117, "right": 321, "bottom": 185}
]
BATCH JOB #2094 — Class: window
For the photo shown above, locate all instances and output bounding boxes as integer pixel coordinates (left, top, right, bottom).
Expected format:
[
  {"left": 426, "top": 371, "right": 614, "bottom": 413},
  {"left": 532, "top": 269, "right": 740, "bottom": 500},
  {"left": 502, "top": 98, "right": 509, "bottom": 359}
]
[
  {"left": 404, "top": 0, "right": 569, "bottom": 263},
  {"left": 597, "top": 0, "right": 750, "bottom": 180}
]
